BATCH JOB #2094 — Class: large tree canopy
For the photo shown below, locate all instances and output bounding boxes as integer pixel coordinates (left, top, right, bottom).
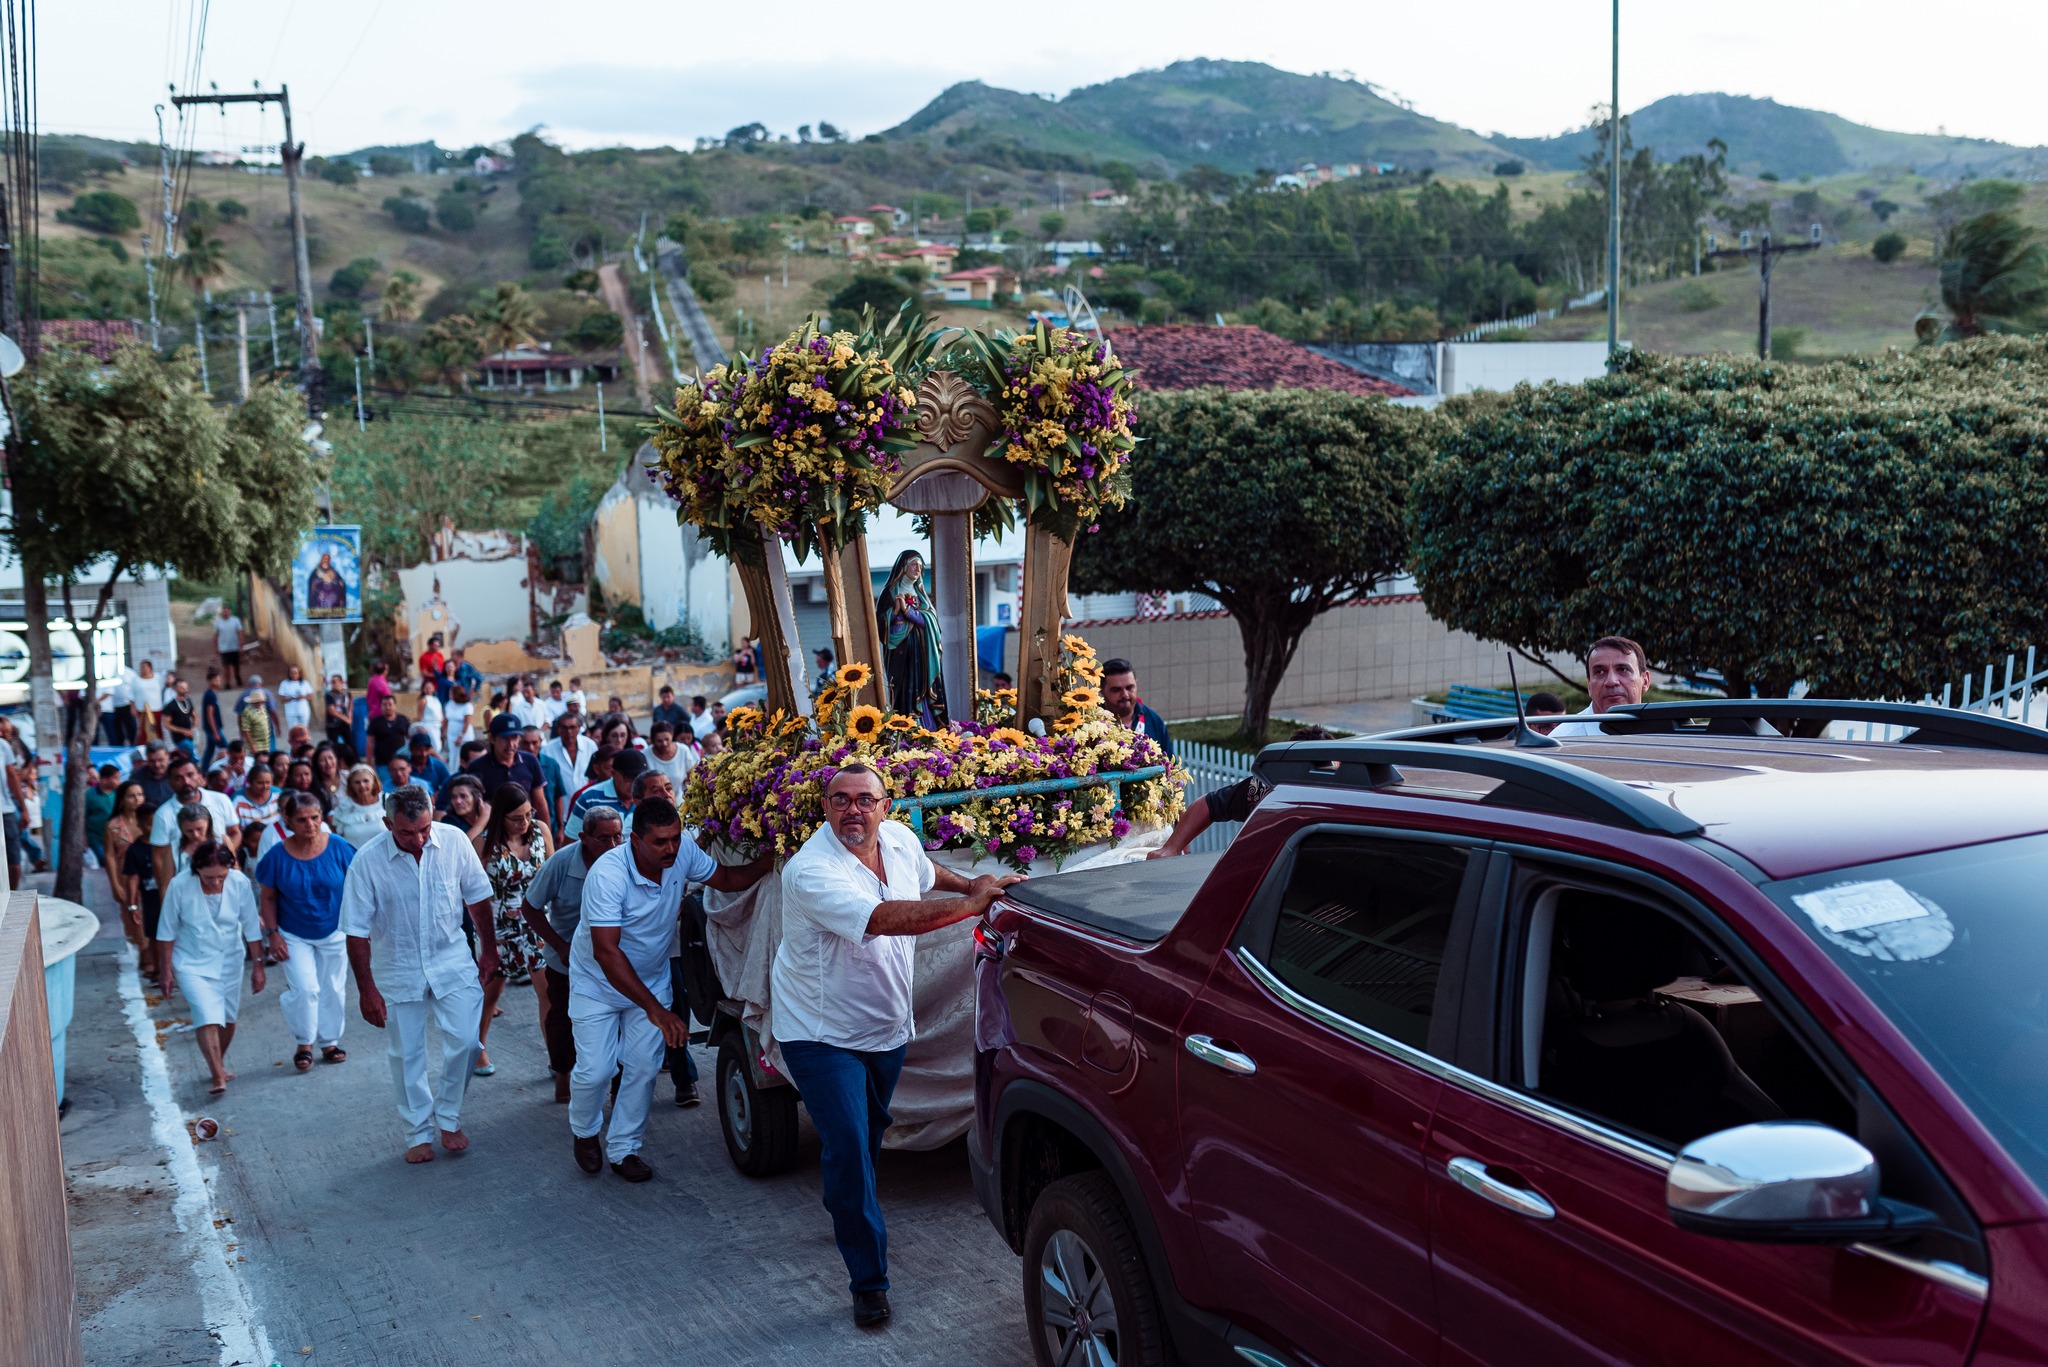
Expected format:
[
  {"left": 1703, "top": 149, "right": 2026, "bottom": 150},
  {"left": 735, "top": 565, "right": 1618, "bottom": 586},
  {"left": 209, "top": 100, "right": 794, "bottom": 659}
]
[
  {"left": 1409, "top": 342, "right": 2048, "bottom": 700},
  {"left": 1072, "top": 386, "right": 1432, "bottom": 738},
  {"left": 15, "top": 343, "right": 317, "bottom": 898}
]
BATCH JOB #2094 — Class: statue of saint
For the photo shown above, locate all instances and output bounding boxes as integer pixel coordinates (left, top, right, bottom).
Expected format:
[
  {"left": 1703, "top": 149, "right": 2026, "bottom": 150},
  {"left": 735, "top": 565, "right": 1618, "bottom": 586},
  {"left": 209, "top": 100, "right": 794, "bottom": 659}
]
[
  {"left": 306, "top": 551, "right": 348, "bottom": 618},
  {"left": 877, "top": 550, "right": 945, "bottom": 725}
]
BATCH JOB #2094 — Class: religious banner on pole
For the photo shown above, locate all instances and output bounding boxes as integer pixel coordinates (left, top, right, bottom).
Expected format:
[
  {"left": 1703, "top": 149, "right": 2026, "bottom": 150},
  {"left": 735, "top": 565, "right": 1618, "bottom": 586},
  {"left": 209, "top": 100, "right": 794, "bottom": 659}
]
[{"left": 292, "top": 525, "right": 362, "bottom": 624}]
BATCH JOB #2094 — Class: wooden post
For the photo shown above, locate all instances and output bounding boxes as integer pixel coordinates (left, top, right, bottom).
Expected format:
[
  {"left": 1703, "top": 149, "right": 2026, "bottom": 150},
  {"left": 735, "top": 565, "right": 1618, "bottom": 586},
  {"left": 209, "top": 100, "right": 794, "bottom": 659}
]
[
  {"left": 931, "top": 512, "right": 975, "bottom": 724},
  {"left": 733, "top": 530, "right": 810, "bottom": 718},
  {"left": 1017, "top": 523, "right": 1073, "bottom": 727},
  {"left": 824, "top": 532, "right": 885, "bottom": 708}
]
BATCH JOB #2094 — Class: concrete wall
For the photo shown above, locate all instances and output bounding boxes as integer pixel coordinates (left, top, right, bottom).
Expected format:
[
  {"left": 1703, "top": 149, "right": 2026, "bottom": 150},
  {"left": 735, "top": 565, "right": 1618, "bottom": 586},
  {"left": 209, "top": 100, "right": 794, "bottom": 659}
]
[
  {"left": 0, "top": 894, "right": 82, "bottom": 1367},
  {"left": 395, "top": 551, "right": 532, "bottom": 658},
  {"left": 1442, "top": 341, "right": 1609, "bottom": 395},
  {"left": 1067, "top": 594, "right": 1535, "bottom": 721},
  {"left": 593, "top": 452, "right": 735, "bottom": 655}
]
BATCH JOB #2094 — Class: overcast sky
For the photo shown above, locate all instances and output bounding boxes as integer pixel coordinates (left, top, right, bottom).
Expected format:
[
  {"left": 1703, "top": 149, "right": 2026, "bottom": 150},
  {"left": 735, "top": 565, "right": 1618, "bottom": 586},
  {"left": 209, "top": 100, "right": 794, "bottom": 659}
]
[{"left": 43, "top": 2, "right": 2048, "bottom": 157}]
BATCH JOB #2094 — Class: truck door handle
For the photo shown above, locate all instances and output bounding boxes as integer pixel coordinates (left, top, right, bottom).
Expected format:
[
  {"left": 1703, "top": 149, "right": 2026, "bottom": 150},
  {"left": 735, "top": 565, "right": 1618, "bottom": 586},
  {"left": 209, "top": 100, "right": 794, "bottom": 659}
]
[
  {"left": 1184, "top": 1034, "right": 1257, "bottom": 1075},
  {"left": 1446, "top": 1157, "right": 1556, "bottom": 1220}
]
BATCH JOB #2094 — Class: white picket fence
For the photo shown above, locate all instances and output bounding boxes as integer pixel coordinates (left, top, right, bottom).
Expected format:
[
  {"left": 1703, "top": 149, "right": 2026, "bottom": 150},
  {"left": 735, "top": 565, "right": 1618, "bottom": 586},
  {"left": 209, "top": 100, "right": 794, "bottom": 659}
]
[
  {"left": 1175, "top": 740, "right": 1255, "bottom": 855},
  {"left": 1827, "top": 647, "right": 2048, "bottom": 743}
]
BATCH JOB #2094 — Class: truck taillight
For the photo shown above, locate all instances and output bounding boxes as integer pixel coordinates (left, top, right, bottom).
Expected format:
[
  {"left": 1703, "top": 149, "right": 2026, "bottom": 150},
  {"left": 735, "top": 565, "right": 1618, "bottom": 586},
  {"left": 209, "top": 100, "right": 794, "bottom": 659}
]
[{"left": 973, "top": 922, "right": 1006, "bottom": 960}]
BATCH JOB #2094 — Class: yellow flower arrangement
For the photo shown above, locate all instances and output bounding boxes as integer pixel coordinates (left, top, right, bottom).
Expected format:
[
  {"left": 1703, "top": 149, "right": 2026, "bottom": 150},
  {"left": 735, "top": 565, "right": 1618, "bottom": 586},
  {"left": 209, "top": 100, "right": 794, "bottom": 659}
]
[{"left": 846, "top": 704, "right": 885, "bottom": 742}]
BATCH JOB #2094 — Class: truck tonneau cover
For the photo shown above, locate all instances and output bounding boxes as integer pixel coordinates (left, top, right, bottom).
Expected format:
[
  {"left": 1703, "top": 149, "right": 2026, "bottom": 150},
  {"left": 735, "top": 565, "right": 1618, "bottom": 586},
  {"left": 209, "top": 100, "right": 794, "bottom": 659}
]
[{"left": 1005, "top": 852, "right": 1223, "bottom": 943}]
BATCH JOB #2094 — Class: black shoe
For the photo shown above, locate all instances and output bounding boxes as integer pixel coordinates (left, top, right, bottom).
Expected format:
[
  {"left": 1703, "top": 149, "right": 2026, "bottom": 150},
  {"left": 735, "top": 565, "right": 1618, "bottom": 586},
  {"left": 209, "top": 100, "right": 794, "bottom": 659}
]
[
  {"left": 573, "top": 1134, "right": 604, "bottom": 1175},
  {"left": 611, "top": 1154, "right": 654, "bottom": 1182},
  {"left": 675, "top": 1079, "right": 701, "bottom": 1108},
  {"left": 853, "top": 1290, "right": 891, "bottom": 1328}
]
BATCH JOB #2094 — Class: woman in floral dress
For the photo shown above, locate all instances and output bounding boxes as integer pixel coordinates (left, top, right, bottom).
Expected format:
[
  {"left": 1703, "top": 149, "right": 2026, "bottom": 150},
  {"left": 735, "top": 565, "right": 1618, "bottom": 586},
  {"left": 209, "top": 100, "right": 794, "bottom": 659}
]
[{"left": 471, "top": 781, "right": 551, "bottom": 1077}]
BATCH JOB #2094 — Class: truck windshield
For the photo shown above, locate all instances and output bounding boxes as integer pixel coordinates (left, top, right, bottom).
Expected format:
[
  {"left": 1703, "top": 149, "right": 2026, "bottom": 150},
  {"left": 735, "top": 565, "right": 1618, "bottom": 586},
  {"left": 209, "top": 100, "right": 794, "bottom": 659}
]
[{"left": 1766, "top": 833, "right": 2048, "bottom": 1194}]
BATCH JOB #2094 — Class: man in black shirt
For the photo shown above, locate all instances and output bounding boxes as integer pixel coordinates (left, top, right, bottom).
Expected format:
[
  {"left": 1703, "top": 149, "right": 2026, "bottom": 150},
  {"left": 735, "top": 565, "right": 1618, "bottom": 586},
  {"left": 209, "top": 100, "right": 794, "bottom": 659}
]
[
  {"left": 160, "top": 678, "right": 199, "bottom": 755},
  {"left": 465, "top": 712, "right": 552, "bottom": 831},
  {"left": 1147, "top": 726, "right": 1335, "bottom": 859},
  {"left": 366, "top": 693, "right": 413, "bottom": 780}
]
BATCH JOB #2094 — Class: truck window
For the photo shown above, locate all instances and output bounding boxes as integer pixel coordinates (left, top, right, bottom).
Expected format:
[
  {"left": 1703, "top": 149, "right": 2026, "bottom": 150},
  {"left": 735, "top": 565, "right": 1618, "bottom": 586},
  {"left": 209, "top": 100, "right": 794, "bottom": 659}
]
[{"left": 1262, "top": 834, "right": 1469, "bottom": 1051}]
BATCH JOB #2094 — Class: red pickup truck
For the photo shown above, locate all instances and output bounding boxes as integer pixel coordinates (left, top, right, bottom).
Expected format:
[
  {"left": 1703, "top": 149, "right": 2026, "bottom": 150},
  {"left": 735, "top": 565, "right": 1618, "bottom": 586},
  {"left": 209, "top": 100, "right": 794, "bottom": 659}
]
[{"left": 970, "top": 700, "right": 2048, "bottom": 1367}]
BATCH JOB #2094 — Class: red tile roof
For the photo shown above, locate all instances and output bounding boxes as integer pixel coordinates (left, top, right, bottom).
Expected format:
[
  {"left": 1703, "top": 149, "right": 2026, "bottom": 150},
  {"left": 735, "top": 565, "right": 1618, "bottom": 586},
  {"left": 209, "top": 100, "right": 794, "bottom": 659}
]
[
  {"left": 39, "top": 318, "right": 140, "bottom": 361},
  {"left": 1102, "top": 325, "right": 1413, "bottom": 397}
]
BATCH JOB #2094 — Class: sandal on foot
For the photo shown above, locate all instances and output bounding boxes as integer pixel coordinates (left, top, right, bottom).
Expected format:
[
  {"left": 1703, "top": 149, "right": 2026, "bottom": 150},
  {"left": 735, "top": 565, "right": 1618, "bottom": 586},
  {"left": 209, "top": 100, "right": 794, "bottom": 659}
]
[
  {"left": 294, "top": 1047, "right": 314, "bottom": 1072},
  {"left": 321, "top": 1046, "right": 347, "bottom": 1064}
]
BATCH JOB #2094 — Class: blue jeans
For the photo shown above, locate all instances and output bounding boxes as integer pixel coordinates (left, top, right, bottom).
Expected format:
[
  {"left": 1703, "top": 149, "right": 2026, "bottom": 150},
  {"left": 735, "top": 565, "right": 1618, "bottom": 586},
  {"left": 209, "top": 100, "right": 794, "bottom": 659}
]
[{"left": 779, "top": 1038, "right": 906, "bottom": 1295}]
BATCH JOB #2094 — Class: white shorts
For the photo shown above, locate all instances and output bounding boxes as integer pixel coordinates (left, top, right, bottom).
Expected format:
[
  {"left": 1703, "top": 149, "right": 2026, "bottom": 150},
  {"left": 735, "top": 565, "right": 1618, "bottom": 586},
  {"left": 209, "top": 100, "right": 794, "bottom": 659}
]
[{"left": 178, "top": 967, "right": 242, "bottom": 1027}]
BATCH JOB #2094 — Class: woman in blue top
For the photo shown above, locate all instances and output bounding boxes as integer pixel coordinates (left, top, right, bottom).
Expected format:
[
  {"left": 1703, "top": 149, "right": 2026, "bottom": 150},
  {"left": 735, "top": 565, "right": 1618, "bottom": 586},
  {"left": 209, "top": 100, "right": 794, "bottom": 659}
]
[{"left": 255, "top": 791, "right": 357, "bottom": 1071}]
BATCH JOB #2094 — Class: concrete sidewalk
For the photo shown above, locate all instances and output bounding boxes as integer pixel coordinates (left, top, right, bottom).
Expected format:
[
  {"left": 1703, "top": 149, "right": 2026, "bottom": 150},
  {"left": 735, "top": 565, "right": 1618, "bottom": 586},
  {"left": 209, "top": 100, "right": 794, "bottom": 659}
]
[{"left": 58, "top": 871, "right": 1032, "bottom": 1366}]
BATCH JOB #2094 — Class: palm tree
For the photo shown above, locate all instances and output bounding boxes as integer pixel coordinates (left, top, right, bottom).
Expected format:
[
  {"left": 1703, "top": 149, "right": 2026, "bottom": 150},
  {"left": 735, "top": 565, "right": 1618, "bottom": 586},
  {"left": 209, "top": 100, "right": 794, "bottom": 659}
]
[
  {"left": 1939, "top": 211, "right": 2048, "bottom": 338},
  {"left": 476, "top": 281, "right": 540, "bottom": 357},
  {"left": 419, "top": 314, "right": 480, "bottom": 392},
  {"left": 175, "top": 223, "right": 227, "bottom": 295},
  {"left": 380, "top": 269, "right": 422, "bottom": 323}
]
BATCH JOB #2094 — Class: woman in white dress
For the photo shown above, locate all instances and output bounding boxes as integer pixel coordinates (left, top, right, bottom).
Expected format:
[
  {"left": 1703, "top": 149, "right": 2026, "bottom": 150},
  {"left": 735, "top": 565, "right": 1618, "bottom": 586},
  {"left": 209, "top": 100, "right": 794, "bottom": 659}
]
[
  {"left": 156, "top": 841, "right": 265, "bottom": 1095},
  {"left": 443, "top": 684, "right": 475, "bottom": 760},
  {"left": 276, "top": 664, "right": 315, "bottom": 739},
  {"left": 133, "top": 659, "right": 165, "bottom": 741},
  {"left": 332, "top": 765, "right": 389, "bottom": 849}
]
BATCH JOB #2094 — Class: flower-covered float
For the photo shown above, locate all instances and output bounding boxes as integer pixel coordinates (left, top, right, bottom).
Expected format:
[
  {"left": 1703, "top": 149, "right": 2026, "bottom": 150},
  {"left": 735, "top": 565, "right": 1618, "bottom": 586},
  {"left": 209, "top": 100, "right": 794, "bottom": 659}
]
[{"left": 650, "top": 309, "right": 1172, "bottom": 1159}]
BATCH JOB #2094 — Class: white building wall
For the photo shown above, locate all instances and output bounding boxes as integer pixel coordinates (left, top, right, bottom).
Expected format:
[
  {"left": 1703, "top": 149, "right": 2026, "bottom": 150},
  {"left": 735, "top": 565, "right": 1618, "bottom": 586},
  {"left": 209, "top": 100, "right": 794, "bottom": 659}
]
[{"left": 1442, "top": 341, "right": 1611, "bottom": 395}]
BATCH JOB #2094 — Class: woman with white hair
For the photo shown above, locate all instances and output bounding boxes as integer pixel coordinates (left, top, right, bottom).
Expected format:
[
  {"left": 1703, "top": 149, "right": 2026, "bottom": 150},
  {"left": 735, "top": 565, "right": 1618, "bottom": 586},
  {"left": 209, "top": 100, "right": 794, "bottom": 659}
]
[
  {"left": 156, "top": 840, "right": 265, "bottom": 1095},
  {"left": 333, "top": 764, "right": 389, "bottom": 849}
]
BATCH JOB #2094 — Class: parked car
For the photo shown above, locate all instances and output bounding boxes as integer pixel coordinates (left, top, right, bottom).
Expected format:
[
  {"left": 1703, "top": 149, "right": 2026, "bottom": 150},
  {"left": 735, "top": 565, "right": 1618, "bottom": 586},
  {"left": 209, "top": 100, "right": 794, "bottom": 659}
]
[{"left": 971, "top": 700, "right": 2048, "bottom": 1367}]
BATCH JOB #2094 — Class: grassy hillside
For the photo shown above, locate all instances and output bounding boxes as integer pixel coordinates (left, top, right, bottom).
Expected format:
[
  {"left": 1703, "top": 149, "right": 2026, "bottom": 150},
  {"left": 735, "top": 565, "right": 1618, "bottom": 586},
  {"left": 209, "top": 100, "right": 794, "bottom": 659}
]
[
  {"left": 888, "top": 60, "right": 1511, "bottom": 176},
  {"left": 1498, "top": 93, "right": 2048, "bottom": 181}
]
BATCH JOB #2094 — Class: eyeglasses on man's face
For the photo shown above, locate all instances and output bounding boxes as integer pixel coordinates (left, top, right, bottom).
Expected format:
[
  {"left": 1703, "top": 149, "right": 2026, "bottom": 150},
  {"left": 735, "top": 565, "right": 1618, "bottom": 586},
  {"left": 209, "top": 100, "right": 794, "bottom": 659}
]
[{"left": 827, "top": 792, "right": 885, "bottom": 812}]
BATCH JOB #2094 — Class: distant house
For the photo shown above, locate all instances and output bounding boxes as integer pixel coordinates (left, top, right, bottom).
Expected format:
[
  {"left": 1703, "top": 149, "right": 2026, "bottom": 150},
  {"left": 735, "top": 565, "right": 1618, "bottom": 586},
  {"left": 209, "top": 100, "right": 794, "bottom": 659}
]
[
  {"left": 866, "top": 203, "right": 908, "bottom": 227},
  {"left": 1101, "top": 325, "right": 1413, "bottom": 398},
  {"left": 939, "top": 265, "right": 1021, "bottom": 307},
  {"left": 833, "top": 215, "right": 875, "bottom": 237},
  {"left": 873, "top": 239, "right": 959, "bottom": 276},
  {"left": 1087, "top": 188, "right": 1130, "bottom": 208},
  {"left": 472, "top": 154, "right": 511, "bottom": 176},
  {"left": 476, "top": 345, "right": 620, "bottom": 392},
  {"left": 41, "top": 318, "right": 140, "bottom": 360}
]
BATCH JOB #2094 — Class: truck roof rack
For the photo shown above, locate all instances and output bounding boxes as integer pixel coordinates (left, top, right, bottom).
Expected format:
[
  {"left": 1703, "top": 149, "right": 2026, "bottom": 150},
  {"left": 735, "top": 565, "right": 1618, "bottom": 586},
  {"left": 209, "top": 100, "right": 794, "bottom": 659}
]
[
  {"left": 1367, "top": 699, "right": 2048, "bottom": 757},
  {"left": 1254, "top": 740, "right": 1704, "bottom": 837},
  {"left": 1605, "top": 699, "right": 2048, "bottom": 755}
]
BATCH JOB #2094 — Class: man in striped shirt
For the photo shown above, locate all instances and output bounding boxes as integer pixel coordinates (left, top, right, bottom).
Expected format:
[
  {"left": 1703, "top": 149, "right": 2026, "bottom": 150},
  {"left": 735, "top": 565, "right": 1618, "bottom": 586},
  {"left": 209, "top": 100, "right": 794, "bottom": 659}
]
[{"left": 565, "top": 748, "right": 646, "bottom": 839}]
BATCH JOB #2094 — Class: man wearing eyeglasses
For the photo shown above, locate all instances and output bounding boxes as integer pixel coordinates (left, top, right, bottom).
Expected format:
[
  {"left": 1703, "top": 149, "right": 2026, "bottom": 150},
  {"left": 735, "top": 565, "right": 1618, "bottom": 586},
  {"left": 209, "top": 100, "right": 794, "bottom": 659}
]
[{"left": 774, "top": 762, "right": 1024, "bottom": 1329}]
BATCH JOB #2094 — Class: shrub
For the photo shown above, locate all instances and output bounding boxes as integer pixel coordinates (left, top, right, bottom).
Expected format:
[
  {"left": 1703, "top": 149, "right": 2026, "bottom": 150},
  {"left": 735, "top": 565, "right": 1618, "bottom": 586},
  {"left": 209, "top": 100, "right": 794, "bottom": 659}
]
[
  {"left": 434, "top": 192, "right": 476, "bottom": 232},
  {"left": 529, "top": 233, "right": 568, "bottom": 270},
  {"left": 1872, "top": 231, "right": 1908, "bottom": 264},
  {"left": 55, "top": 189, "right": 140, "bottom": 235},
  {"left": 316, "top": 157, "right": 359, "bottom": 186},
  {"left": 1493, "top": 159, "right": 1525, "bottom": 177},
  {"left": 368, "top": 153, "right": 409, "bottom": 177},
  {"left": 1409, "top": 343, "right": 2048, "bottom": 699},
  {"left": 565, "top": 310, "right": 623, "bottom": 350},
  {"left": 327, "top": 257, "right": 379, "bottom": 301},
  {"left": 384, "top": 196, "right": 431, "bottom": 232},
  {"left": 217, "top": 198, "right": 248, "bottom": 222},
  {"left": 826, "top": 271, "right": 909, "bottom": 318}
]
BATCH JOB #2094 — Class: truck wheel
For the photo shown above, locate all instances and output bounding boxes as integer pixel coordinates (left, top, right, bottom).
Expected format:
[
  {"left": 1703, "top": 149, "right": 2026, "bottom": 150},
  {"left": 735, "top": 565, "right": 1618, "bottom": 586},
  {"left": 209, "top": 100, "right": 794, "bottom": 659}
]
[
  {"left": 1021, "top": 1171, "right": 1169, "bottom": 1367},
  {"left": 716, "top": 1033, "right": 798, "bottom": 1178}
]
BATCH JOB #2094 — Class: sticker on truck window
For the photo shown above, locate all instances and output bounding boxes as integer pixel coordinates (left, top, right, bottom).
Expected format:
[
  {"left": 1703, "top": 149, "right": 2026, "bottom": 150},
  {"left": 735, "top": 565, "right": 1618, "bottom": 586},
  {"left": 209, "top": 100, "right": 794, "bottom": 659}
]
[{"left": 1793, "top": 879, "right": 1954, "bottom": 961}]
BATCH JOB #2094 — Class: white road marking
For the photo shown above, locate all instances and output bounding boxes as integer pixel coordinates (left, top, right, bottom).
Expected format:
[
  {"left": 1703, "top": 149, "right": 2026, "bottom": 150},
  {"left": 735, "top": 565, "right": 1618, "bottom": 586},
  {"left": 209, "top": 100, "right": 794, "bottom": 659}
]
[{"left": 115, "top": 943, "right": 273, "bottom": 1367}]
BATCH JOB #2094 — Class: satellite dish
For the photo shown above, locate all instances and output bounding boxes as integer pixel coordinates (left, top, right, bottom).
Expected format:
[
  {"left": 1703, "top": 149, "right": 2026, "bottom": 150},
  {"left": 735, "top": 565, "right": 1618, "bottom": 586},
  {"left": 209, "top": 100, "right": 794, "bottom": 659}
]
[{"left": 0, "top": 333, "right": 24, "bottom": 378}]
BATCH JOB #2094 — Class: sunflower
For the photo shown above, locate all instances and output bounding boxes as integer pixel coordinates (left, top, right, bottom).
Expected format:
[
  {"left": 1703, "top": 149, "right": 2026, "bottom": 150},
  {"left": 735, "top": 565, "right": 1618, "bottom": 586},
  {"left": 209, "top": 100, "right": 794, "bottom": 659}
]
[
  {"left": 1061, "top": 634, "right": 1095, "bottom": 656},
  {"left": 883, "top": 713, "right": 920, "bottom": 733},
  {"left": 1053, "top": 713, "right": 1084, "bottom": 735},
  {"left": 992, "top": 727, "right": 1034, "bottom": 748},
  {"left": 966, "top": 735, "right": 991, "bottom": 753},
  {"left": 835, "top": 661, "right": 873, "bottom": 692},
  {"left": 1071, "top": 659, "right": 1103, "bottom": 683},
  {"left": 1061, "top": 687, "right": 1102, "bottom": 710},
  {"left": 726, "top": 705, "right": 763, "bottom": 732},
  {"left": 847, "top": 705, "right": 885, "bottom": 742},
  {"left": 931, "top": 729, "right": 963, "bottom": 753},
  {"left": 993, "top": 687, "right": 1019, "bottom": 705}
]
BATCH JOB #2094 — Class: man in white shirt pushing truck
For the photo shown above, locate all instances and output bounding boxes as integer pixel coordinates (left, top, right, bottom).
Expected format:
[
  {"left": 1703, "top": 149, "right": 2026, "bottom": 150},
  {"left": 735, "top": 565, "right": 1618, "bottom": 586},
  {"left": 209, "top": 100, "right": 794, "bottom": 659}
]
[{"left": 773, "top": 761, "right": 1023, "bottom": 1329}]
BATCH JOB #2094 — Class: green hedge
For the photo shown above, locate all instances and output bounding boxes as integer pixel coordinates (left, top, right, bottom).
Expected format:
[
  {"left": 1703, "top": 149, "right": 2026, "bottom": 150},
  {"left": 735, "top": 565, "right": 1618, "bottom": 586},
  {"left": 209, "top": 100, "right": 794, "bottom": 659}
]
[{"left": 1410, "top": 341, "right": 2048, "bottom": 698}]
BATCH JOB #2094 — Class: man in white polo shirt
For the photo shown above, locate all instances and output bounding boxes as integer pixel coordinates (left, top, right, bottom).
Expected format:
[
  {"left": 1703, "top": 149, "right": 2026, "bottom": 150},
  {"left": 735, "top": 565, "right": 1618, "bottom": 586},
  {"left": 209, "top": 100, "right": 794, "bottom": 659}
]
[
  {"left": 340, "top": 786, "right": 499, "bottom": 1165},
  {"left": 773, "top": 762, "right": 1022, "bottom": 1328},
  {"left": 568, "top": 796, "right": 769, "bottom": 1181}
]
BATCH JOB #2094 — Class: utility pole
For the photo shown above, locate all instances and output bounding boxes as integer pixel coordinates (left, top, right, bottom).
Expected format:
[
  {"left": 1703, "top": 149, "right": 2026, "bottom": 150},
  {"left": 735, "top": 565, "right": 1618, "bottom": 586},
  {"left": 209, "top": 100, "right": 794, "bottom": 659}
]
[
  {"left": 195, "top": 294, "right": 211, "bottom": 393},
  {"left": 265, "top": 289, "right": 279, "bottom": 369},
  {"left": 363, "top": 313, "right": 375, "bottom": 380},
  {"left": 1605, "top": 0, "right": 1621, "bottom": 358},
  {"left": 596, "top": 380, "right": 607, "bottom": 454},
  {"left": 173, "top": 86, "right": 319, "bottom": 414},
  {"left": 1706, "top": 227, "right": 1822, "bottom": 359},
  {"left": 234, "top": 296, "right": 251, "bottom": 399}
]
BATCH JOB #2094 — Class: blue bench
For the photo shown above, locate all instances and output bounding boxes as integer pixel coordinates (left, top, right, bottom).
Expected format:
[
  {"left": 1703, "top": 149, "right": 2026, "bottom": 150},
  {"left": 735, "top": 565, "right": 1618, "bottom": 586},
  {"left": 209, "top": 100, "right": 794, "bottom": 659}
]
[{"left": 1423, "top": 685, "right": 1524, "bottom": 725}]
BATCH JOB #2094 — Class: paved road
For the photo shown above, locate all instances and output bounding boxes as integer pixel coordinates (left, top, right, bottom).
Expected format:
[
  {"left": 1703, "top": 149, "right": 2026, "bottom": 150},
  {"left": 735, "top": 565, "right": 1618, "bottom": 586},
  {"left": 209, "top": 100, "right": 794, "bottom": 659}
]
[{"left": 57, "top": 873, "right": 1034, "bottom": 1366}]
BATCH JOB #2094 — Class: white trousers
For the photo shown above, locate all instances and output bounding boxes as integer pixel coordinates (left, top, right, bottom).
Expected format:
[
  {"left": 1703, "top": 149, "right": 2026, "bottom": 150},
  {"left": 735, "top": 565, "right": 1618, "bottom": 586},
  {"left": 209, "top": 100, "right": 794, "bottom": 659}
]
[
  {"left": 278, "top": 929, "right": 348, "bottom": 1048},
  {"left": 569, "top": 1001, "right": 664, "bottom": 1163},
  {"left": 385, "top": 982, "right": 484, "bottom": 1148}
]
